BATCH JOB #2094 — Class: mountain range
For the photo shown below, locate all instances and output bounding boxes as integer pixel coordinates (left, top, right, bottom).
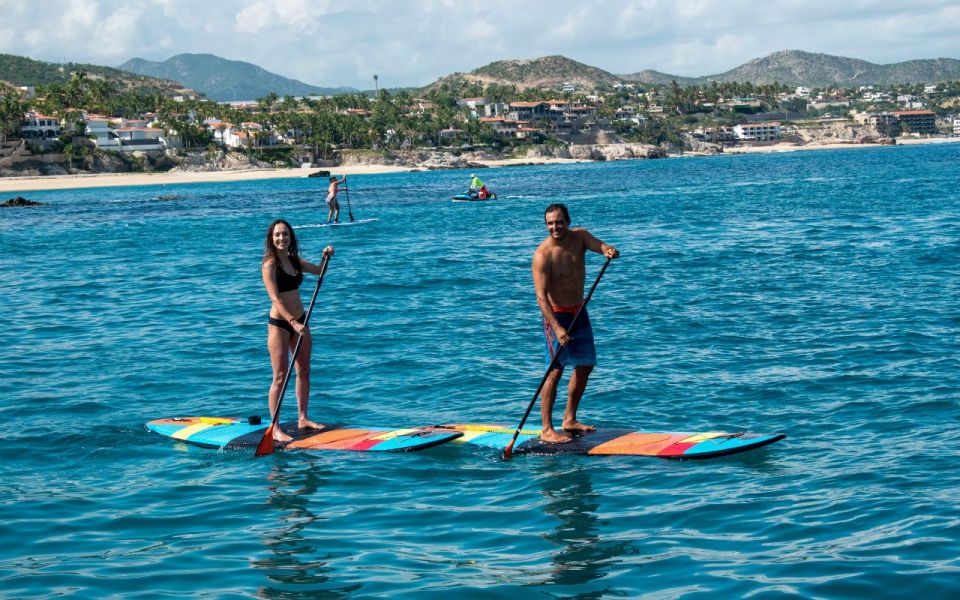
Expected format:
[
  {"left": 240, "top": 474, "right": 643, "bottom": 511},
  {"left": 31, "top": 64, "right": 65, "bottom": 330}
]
[
  {"left": 118, "top": 54, "right": 355, "bottom": 101},
  {"left": 451, "top": 51, "right": 960, "bottom": 90},
  {"left": 3, "top": 50, "right": 960, "bottom": 103},
  {"left": 619, "top": 50, "right": 960, "bottom": 87}
]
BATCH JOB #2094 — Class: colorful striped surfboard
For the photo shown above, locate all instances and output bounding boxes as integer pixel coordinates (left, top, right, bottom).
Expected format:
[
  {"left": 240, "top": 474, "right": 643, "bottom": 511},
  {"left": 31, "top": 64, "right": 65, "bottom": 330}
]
[
  {"left": 145, "top": 416, "right": 462, "bottom": 452},
  {"left": 435, "top": 424, "right": 785, "bottom": 458}
]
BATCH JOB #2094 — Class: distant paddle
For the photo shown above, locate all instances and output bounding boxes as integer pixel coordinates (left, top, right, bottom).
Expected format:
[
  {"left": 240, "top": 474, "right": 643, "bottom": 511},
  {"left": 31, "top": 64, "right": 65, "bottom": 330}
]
[
  {"left": 344, "top": 182, "right": 355, "bottom": 222},
  {"left": 503, "top": 256, "right": 612, "bottom": 460},
  {"left": 255, "top": 253, "right": 331, "bottom": 457}
]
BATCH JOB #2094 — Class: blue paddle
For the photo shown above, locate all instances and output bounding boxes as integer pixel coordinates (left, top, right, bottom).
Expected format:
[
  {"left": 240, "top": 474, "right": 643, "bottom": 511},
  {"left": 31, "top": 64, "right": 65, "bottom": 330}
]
[
  {"left": 255, "top": 253, "right": 331, "bottom": 457},
  {"left": 503, "top": 256, "right": 612, "bottom": 460}
]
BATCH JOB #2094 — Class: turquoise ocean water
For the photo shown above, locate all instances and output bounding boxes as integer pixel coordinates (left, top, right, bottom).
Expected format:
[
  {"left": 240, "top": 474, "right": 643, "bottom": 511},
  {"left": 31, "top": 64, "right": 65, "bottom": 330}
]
[{"left": 1, "top": 143, "right": 958, "bottom": 598}]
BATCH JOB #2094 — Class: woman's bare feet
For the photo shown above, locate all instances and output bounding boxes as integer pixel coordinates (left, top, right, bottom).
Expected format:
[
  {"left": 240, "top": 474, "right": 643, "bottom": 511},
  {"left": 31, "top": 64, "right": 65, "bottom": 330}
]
[
  {"left": 298, "top": 418, "right": 324, "bottom": 430},
  {"left": 273, "top": 429, "right": 293, "bottom": 443},
  {"left": 539, "top": 428, "right": 573, "bottom": 443}
]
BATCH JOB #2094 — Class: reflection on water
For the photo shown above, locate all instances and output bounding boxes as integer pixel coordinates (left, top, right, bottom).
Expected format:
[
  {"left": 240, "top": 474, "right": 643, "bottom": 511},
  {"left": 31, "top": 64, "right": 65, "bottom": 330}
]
[
  {"left": 538, "top": 459, "right": 637, "bottom": 597},
  {"left": 255, "top": 459, "right": 357, "bottom": 599}
]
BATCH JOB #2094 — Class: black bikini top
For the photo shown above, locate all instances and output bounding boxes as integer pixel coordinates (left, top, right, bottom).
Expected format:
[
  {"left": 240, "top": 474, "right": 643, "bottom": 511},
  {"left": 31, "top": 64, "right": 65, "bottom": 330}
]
[{"left": 275, "top": 257, "right": 303, "bottom": 293}]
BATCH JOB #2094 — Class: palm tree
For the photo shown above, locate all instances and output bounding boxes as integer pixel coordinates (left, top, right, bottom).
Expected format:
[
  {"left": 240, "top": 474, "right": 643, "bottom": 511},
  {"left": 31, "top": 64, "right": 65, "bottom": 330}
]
[
  {"left": 373, "top": 74, "right": 379, "bottom": 97},
  {"left": 0, "top": 92, "right": 27, "bottom": 144}
]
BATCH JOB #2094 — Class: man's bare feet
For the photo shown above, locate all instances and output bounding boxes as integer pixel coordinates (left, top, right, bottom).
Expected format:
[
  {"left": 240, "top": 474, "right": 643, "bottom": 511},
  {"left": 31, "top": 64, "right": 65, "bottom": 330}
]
[
  {"left": 539, "top": 428, "right": 573, "bottom": 443},
  {"left": 298, "top": 418, "right": 324, "bottom": 430},
  {"left": 273, "top": 429, "right": 293, "bottom": 443},
  {"left": 562, "top": 420, "right": 596, "bottom": 434}
]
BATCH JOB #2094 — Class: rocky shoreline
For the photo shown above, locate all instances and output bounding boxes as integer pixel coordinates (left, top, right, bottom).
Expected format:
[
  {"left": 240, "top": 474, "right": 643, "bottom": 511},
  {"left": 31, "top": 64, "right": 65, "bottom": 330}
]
[
  {"left": 2, "top": 136, "right": 957, "bottom": 194},
  {"left": 336, "top": 143, "right": 668, "bottom": 171},
  {"left": 1, "top": 140, "right": 671, "bottom": 179}
]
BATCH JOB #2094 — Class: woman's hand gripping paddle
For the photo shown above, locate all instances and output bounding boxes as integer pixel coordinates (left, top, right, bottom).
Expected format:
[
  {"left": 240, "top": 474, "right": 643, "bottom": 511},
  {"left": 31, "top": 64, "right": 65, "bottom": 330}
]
[
  {"left": 503, "top": 257, "right": 612, "bottom": 460},
  {"left": 255, "top": 253, "right": 331, "bottom": 457}
]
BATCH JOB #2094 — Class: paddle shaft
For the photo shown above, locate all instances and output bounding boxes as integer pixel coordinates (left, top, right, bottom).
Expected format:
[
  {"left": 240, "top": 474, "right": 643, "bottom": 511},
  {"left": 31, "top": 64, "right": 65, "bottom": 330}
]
[
  {"left": 503, "top": 256, "right": 612, "bottom": 459},
  {"left": 255, "top": 253, "right": 330, "bottom": 456},
  {"left": 344, "top": 183, "right": 355, "bottom": 222}
]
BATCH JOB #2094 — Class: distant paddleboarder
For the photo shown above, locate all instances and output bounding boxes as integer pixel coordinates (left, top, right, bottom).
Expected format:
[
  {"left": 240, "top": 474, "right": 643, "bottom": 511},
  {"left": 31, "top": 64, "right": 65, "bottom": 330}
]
[
  {"left": 261, "top": 219, "right": 334, "bottom": 442},
  {"left": 532, "top": 203, "right": 619, "bottom": 443},
  {"left": 326, "top": 175, "right": 346, "bottom": 223}
]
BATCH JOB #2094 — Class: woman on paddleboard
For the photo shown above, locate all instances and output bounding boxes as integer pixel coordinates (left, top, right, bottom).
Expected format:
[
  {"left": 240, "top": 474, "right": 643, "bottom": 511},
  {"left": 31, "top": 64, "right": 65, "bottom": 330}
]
[{"left": 262, "top": 219, "right": 334, "bottom": 442}]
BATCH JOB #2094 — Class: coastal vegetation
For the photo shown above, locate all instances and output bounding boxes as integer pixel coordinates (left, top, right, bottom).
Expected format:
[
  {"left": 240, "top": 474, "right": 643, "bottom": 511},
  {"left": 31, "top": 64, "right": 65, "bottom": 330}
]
[{"left": 2, "top": 50, "right": 960, "bottom": 176}]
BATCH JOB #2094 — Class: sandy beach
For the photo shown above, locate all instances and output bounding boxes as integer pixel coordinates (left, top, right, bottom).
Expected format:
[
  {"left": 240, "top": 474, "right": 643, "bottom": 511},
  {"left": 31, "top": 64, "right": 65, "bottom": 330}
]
[
  {"left": 721, "top": 135, "right": 960, "bottom": 155},
  {"left": 2, "top": 138, "right": 956, "bottom": 194},
  {"left": 0, "top": 157, "right": 589, "bottom": 194}
]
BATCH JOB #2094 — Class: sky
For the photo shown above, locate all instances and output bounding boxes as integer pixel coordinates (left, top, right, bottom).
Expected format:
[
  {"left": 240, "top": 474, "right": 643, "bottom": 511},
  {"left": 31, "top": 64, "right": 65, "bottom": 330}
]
[{"left": 1, "top": 0, "right": 959, "bottom": 90}]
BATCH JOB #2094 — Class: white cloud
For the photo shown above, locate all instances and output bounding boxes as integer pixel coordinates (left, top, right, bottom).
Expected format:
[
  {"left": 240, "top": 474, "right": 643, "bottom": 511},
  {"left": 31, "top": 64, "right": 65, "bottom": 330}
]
[{"left": 234, "top": 2, "right": 274, "bottom": 35}]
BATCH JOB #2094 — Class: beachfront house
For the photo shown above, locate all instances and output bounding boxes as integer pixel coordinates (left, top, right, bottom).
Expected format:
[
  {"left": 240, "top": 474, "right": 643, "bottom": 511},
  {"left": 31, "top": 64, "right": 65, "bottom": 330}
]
[
  {"left": 85, "top": 117, "right": 119, "bottom": 150},
  {"left": 693, "top": 126, "right": 737, "bottom": 143},
  {"left": 893, "top": 110, "right": 937, "bottom": 135},
  {"left": 516, "top": 126, "right": 544, "bottom": 141},
  {"left": 113, "top": 127, "right": 167, "bottom": 152},
  {"left": 479, "top": 117, "right": 517, "bottom": 137},
  {"left": 215, "top": 122, "right": 279, "bottom": 148},
  {"left": 83, "top": 115, "right": 169, "bottom": 152},
  {"left": 20, "top": 112, "right": 62, "bottom": 139},
  {"left": 458, "top": 97, "right": 488, "bottom": 119},
  {"left": 733, "top": 122, "right": 782, "bottom": 141},
  {"left": 508, "top": 102, "right": 549, "bottom": 122},
  {"left": 853, "top": 112, "right": 901, "bottom": 137}
]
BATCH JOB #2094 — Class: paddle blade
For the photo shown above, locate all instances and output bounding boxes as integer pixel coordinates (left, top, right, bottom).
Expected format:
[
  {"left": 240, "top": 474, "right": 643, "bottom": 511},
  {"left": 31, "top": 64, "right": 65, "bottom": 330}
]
[
  {"left": 254, "top": 424, "right": 276, "bottom": 457},
  {"left": 503, "top": 440, "right": 515, "bottom": 460}
]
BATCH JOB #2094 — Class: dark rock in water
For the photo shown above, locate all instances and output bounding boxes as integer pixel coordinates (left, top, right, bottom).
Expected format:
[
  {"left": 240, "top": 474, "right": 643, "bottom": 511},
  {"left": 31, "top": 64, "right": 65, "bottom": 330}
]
[
  {"left": 1, "top": 196, "right": 45, "bottom": 207},
  {"left": 156, "top": 194, "right": 187, "bottom": 201},
  {"left": 307, "top": 170, "right": 331, "bottom": 178}
]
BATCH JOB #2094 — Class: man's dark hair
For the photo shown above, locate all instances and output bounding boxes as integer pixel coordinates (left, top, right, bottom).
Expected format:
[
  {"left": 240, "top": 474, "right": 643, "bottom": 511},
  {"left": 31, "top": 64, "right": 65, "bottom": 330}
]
[{"left": 544, "top": 203, "right": 570, "bottom": 223}]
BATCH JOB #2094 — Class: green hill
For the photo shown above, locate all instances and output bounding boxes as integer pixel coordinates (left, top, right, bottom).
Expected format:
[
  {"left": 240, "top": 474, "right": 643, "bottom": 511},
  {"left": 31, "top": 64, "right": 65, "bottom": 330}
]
[
  {"left": 0, "top": 53, "right": 192, "bottom": 95},
  {"left": 118, "top": 53, "right": 356, "bottom": 101},
  {"left": 429, "top": 55, "right": 621, "bottom": 92}
]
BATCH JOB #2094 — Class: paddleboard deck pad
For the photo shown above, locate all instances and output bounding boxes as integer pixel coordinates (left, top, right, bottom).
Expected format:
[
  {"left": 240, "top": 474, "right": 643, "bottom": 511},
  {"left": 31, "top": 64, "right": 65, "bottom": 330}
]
[
  {"left": 434, "top": 424, "right": 785, "bottom": 458},
  {"left": 146, "top": 416, "right": 461, "bottom": 452}
]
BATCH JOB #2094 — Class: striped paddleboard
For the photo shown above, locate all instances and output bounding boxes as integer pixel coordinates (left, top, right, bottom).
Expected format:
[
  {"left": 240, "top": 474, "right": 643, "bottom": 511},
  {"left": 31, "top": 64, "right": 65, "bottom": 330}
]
[
  {"left": 435, "top": 424, "right": 785, "bottom": 458},
  {"left": 146, "top": 416, "right": 462, "bottom": 452}
]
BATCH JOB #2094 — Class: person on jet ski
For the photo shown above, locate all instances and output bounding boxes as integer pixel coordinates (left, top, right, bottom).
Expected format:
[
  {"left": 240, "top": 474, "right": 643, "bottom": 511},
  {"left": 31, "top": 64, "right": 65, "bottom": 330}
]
[{"left": 469, "top": 174, "right": 489, "bottom": 200}]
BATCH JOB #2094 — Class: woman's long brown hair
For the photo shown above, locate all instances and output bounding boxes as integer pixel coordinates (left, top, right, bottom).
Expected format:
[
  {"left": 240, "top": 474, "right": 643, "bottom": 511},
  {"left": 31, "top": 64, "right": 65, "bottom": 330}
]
[{"left": 263, "top": 219, "right": 300, "bottom": 266}]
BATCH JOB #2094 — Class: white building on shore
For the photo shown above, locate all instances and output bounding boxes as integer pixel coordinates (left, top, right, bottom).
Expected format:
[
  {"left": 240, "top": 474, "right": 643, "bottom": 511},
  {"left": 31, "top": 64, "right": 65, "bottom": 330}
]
[
  {"left": 20, "top": 113, "right": 62, "bottom": 139},
  {"left": 733, "top": 122, "right": 782, "bottom": 141}
]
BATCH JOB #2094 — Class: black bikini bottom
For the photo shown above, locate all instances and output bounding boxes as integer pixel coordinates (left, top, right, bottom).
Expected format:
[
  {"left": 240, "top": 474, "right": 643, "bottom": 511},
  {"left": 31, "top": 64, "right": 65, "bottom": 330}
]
[{"left": 268, "top": 313, "right": 305, "bottom": 335}]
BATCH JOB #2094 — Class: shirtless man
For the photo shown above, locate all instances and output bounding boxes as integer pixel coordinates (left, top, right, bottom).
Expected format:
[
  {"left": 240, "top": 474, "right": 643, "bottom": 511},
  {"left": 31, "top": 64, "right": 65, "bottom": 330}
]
[
  {"left": 533, "top": 203, "right": 619, "bottom": 443},
  {"left": 326, "top": 175, "right": 346, "bottom": 223}
]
